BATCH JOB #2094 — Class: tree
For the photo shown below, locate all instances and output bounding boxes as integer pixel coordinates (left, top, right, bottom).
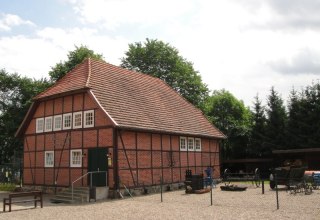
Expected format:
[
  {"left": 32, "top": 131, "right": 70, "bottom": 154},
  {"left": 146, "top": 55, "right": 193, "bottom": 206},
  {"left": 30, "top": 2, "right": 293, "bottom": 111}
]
[
  {"left": 49, "top": 45, "right": 104, "bottom": 82},
  {"left": 264, "top": 87, "right": 287, "bottom": 151},
  {"left": 0, "top": 70, "right": 50, "bottom": 163},
  {"left": 206, "top": 89, "right": 251, "bottom": 159},
  {"left": 120, "top": 38, "right": 209, "bottom": 110},
  {"left": 248, "top": 95, "right": 268, "bottom": 157}
]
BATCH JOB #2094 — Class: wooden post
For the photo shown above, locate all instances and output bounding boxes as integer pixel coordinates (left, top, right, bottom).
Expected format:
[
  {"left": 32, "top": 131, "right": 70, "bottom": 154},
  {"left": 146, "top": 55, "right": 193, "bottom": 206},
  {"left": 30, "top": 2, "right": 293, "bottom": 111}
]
[
  {"left": 210, "top": 181, "right": 213, "bottom": 206},
  {"left": 160, "top": 176, "right": 163, "bottom": 202},
  {"left": 275, "top": 174, "right": 279, "bottom": 209}
]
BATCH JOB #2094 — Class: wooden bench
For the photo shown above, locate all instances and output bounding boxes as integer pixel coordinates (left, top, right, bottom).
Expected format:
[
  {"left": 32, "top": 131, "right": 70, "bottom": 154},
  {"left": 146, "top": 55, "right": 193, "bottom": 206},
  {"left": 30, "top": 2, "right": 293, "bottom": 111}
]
[{"left": 3, "top": 191, "right": 43, "bottom": 212}]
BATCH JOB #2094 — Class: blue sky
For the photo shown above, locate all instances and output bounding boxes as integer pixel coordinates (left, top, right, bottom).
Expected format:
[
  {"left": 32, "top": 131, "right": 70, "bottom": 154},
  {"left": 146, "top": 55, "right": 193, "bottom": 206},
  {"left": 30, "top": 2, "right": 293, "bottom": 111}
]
[{"left": 1, "top": 0, "right": 320, "bottom": 107}]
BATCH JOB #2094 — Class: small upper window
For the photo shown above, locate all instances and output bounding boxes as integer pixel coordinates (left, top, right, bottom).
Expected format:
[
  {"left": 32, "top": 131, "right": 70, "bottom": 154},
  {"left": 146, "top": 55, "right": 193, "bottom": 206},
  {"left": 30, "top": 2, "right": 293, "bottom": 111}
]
[
  {"left": 84, "top": 110, "right": 94, "bottom": 128},
  {"left": 45, "top": 151, "right": 54, "bottom": 167},
  {"left": 195, "top": 138, "right": 201, "bottom": 151},
  {"left": 180, "top": 137, "right": 187, "bottom": 151},
  {"left": 70, "top": 149, "right": 82, "bottom": 167},
  {"left": 53, "top": 115, "right": 62, "bottom": 131},
  {"left": 73, "top": 112, "right": 82, "bottom": 129},
  {"left": 36, "top": 118, "right": 44, "bottom": 133},
  {"left": 63, "top": 113, "right": 72, "bottom": 130},
  {"left": 44, "top": 116, "right": 53, "bottom": 132},
  {"left": 188, "top": 138, "right": 194, "bottom": 151}
]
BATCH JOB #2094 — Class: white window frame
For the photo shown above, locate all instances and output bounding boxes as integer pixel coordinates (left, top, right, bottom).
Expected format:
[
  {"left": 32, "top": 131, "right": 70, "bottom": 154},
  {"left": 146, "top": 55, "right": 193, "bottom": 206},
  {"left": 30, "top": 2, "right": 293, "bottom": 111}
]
[
  {"left": 195, "top": 138, "right": 202, "bottom": 152},
  {"left": 70, "top": 149, "right": 82, "bottom": 167},
  {"left": 44, "top": 116, "right": 53, "bottom": 132},
  {"left": 36, "top": 118, "right": 44, "bottom": 133},
  {"left": 44, "top": 151, "right": 54, "bottom": 167},
  {"left": 188, "top": 137, "right": 194, "bottom": 151},
  {"left": 180, "top": 137, "right": 187, "bottom": 151},
  {"left": 53, "top": 115, "right": 62, "bottom": 131},
  {"left": 63, "top": 113, "right": 72, "bottom": 130},
  {"left": 84, "top": 110, "right": 94, "bottom": 128},
  {"left": 73, "top": 111, "right": 83, "bottom": 129}
]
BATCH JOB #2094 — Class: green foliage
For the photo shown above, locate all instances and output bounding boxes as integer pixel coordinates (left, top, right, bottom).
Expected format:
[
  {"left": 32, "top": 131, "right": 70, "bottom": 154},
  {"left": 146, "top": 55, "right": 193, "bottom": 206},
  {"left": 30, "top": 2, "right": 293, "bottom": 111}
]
[
  {"left": 120, "top": 38, "right": 209, "bottom": 110},
  {"left": 206, "top": 89, "right": 251, "bottom": 159},
  {"left": 0, "top": 183, "right": 16, "bottom": 191},
  {"left": 0, "top": 69, "right": 50, "bottom": 163},
  {"left": 49, "top": 45, "right": 104, "bottom": 82},
  {"left": 264, "top": 87, "right": 287, "bottom": 150},
  {"left": 248, "top": 95, "right": 268, "bottom": 157},
  {"left": 286, "top": 82, "right": 320, "bottom": 148}
]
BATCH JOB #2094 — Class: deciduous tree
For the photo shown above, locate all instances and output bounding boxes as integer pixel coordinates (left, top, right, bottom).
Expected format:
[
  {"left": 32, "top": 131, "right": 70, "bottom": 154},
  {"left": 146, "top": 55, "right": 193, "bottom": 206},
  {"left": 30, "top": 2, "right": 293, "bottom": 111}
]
[
  {"left": 49, "top": 45, "right": 103, "bottom": 82},
  {"left": 120, "top": 39, "right": 209, "bottom": 110}
]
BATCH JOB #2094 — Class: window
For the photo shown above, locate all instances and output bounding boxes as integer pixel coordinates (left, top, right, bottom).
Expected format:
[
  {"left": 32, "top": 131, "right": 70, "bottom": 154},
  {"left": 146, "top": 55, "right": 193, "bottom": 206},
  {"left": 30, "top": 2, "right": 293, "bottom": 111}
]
[
  {"left": 180, "top": 137, "right": 187, "bottom": 151},
  {"left": 63, "top": 113, "right": 72, "bottom": 130},
  {"left": 84, "top": 110, "right": 94, "bottom": 128},
  {"left": 44, "top": 116, "right": 53, "bottom": 132},
  {"left": 53, "top": 115, "right": 62, "bottom": 131},
  {"left": 188, "top": 138, "right": 194, "bottom": 151},
  {"left": 195, "top": 138, "right": 201, "bottom": 151},
  {"left": 73, "top": 112, "right": 82, "bottom": 129},
  {"left": 45, "top": 151, "right": 54, "bottom": 167},
  {"left": 36, "top": 118, "right": 44, "bottom": 133},
  {"left": 70, "top": 150, "right": 82, "bottom": 167}
]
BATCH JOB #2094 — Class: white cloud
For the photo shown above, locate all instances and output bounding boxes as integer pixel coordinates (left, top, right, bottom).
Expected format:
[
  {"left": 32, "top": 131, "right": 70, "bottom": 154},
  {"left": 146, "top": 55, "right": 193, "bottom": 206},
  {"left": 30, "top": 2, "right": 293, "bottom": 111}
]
[
  {"left": 2, "top": 0, "right": 320, "bottom": 107},
  {"left": 0, "top": 27, "right": 129, "bottom": 79},
  {"left": 0, "top": 13, "right": 35, "bottom": 31},
  {"left": 69, "top": 0, "right": 197, "bottom": 30}
]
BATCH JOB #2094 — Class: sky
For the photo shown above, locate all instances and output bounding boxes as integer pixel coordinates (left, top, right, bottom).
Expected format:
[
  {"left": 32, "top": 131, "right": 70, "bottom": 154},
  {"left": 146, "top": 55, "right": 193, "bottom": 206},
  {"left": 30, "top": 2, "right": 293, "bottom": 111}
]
[{"left": 1, "top": 0, "right": 320, "bottom": 107}]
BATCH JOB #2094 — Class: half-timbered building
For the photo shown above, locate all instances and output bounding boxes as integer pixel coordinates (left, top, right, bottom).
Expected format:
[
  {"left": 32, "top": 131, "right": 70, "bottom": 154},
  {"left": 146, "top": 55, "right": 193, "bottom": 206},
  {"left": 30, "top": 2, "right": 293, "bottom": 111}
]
[{"left": 16, "top": 58, "right": 225, "bottom": 194}]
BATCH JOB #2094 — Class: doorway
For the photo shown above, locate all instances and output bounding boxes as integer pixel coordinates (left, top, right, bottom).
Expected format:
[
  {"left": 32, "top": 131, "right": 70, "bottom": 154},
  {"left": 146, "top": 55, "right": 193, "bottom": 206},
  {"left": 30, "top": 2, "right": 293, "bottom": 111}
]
[{"left": 88, "top": 148, "right": 108, "bottom": 187}]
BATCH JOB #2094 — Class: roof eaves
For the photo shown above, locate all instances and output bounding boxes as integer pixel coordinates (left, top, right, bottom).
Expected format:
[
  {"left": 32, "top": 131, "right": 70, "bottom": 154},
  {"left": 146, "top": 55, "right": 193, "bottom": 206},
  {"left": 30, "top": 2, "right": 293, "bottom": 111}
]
[
  {"left": 15, "top": 102, "right": 37, "bottom": 138},
  {"left": 116, "top": 125, "right": 226, "bottom": 139}
]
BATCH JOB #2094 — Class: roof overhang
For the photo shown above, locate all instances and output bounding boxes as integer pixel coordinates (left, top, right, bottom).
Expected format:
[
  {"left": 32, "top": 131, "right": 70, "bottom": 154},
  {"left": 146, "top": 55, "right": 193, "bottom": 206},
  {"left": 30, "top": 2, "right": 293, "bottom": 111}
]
[
  {"left": 272, "top": 148, "right": 320, "bottom": 154},
  {"left": 116, "top": 125, "right": 226, "bottom": 140}
]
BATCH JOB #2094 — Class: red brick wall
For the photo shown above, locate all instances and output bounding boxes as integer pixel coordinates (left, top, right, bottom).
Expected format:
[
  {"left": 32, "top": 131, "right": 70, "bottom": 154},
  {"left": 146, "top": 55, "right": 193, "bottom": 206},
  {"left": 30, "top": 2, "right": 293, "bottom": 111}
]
[
  {"left": 22, "top": 91, "right": 221, "bottom": 188},
  {"left": 23, "top": 91, "right": 115, "bottom": 187},
  {"left": 117, "top": 130, "right": 221, "bottom": 188}
]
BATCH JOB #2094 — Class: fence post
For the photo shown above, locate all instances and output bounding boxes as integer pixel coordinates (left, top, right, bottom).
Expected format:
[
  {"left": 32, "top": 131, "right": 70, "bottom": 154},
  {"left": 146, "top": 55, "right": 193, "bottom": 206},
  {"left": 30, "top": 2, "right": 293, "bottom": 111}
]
[
  {"left": 160, "top": 176, "right": 163, "bottom": 202},
  {"left": 210, "top": 181, "right": 213, "bottom": 206},
  {"left": 262, "top": 180, "right": 264, "bottom": 194},
  {"left": 275, "top": 174, "right": 279, "bottom": 210}
]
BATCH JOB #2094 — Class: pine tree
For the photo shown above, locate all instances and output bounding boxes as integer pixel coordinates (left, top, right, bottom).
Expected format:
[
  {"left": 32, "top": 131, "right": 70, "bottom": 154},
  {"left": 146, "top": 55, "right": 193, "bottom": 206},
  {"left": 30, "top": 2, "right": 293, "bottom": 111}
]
[
  {"left": 265, "top": 87, "right": 287, "bottom": 151},
  {"left": 248, "top": 95, "right": 267, "bottom": 157}
]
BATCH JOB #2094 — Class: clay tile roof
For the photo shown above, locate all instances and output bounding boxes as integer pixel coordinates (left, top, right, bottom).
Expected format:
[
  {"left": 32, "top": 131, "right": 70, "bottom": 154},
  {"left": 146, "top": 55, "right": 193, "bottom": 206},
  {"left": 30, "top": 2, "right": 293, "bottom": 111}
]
[
  {"left": 35, "top": 59, "right": 90, "bottom": 99},
  {"left": 34, "top": 58, "right": 225, "bottom": 139}
]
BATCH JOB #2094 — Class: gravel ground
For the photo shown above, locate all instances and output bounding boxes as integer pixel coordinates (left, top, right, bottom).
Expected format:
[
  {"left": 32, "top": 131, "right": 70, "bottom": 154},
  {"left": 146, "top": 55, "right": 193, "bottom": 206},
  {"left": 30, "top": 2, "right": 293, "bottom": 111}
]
[{"left": 0, "top": 184, "right": 319, "bottom": 220}]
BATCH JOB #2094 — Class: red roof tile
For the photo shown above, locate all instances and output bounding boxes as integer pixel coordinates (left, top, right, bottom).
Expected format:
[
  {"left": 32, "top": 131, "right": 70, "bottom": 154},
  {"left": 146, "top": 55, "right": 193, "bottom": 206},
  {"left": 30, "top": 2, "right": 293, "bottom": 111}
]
[{"left": 34, "top": 58, "right": 225, "bottom": 138}]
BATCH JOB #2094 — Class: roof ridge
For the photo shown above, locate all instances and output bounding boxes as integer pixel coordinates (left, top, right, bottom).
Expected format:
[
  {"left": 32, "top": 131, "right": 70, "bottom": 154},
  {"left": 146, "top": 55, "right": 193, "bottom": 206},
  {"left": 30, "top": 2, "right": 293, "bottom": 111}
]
[{"left": 86, "top": 58, "right": 91, "bottom": 87}]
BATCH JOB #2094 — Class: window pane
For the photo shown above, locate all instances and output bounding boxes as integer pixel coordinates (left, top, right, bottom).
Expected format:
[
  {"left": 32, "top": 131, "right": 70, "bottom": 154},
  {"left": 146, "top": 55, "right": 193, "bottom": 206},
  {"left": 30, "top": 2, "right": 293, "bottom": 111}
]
[
  {"left": 71, "top": 150, "right": 82, "bottom": 167},
  {"left": 84, "top": 110, "right": 94, "bottom": 127},
  {"left": 73, "top": 112, "right": 82, "bottom": 128},
  {"left": 54, "top": 116, "right": 62, "bottom": 130},
  {"left": 188, "top": 138, "right": 194, "bottom": 150}
]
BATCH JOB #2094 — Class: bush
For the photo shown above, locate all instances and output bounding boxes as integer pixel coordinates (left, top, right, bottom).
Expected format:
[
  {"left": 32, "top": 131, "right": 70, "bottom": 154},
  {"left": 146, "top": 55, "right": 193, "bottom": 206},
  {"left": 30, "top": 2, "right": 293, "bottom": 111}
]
[{"left": 0, "top": 183, "right": 16, "bottom": 191}]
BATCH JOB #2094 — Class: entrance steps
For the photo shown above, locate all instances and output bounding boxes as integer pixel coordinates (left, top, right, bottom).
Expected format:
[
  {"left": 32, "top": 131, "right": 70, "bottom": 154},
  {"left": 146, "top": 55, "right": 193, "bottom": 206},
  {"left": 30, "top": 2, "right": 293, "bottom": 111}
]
[{"left": 50, "top": 187, "right": 89, "bottom": 204}]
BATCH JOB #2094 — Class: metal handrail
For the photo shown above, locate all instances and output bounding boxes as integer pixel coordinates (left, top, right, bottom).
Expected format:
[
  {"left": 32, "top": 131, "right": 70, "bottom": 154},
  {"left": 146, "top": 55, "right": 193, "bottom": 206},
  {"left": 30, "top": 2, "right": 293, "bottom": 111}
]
[{"left": 71, "top": 170, "right": 107, "bottom": 201}]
